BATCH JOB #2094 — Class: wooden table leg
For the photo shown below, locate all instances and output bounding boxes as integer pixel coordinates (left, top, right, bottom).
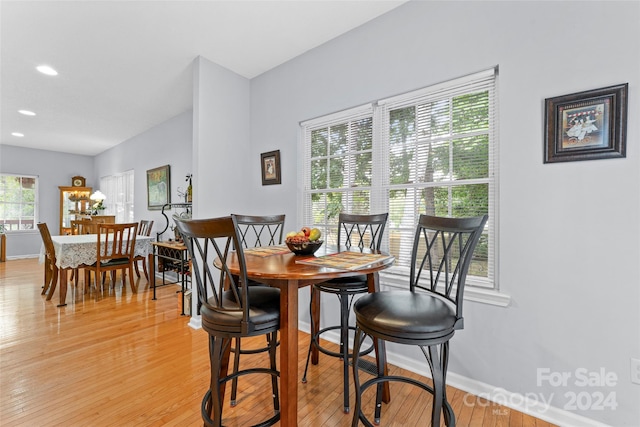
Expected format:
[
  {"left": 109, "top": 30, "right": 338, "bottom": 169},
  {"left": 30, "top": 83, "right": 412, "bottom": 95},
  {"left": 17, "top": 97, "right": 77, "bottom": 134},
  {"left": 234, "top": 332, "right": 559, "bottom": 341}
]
[
  {"left": 311, "top": 285, "right": 320, "bottom": 364},
  {"left": 0, "top": 233, "right": 6, "bottom": 262},
  {"left": 279, "top": 279, "right": 299, "bottom": 426}
]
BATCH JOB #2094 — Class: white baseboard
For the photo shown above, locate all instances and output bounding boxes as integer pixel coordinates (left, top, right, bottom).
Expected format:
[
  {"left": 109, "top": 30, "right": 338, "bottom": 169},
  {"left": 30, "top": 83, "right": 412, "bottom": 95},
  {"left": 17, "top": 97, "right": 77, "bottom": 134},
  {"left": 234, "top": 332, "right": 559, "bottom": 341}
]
[
  {"left": 297, "top": 320, "right": 609, "bottom": 427},
  {"left": 188, "top": 316, "right": 202, "bottom": 330},
  {"left": 4, "top": 254, "right": 39, "bottom": 261},
  {"left": 445, "top": 372, "right": 610, "bottom": 427}
]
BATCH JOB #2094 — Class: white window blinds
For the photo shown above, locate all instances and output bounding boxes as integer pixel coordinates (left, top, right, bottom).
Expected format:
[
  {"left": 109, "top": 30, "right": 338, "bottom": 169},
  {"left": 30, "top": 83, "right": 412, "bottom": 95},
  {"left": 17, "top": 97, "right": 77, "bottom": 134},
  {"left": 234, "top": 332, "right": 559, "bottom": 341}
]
[
  {"left": 378, "top": 68, "right": 497, "bottom": 288},
  {"left": 100, "top": 170, "right": 134, "bottom": 223},
  {"left": 300, "top": 67, "right": 498, "bottom": 289},
  {"left": 301, "top": 104, "right": 375, "bottom": 248}
]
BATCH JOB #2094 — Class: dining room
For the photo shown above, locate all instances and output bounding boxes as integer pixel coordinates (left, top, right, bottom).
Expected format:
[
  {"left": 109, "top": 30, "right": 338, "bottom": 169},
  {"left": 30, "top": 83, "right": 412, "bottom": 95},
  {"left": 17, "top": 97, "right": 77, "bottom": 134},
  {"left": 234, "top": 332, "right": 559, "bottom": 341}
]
[{"left": 1, "top": 1, "right": 638, "bottom": 427}]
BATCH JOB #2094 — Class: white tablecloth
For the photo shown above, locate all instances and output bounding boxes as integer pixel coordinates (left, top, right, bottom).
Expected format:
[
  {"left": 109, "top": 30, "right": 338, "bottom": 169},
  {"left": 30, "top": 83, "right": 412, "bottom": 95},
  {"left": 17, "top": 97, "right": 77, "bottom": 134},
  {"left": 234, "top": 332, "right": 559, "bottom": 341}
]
[{"left": 42, "top": 234, "right": 155, "bottom": 269}]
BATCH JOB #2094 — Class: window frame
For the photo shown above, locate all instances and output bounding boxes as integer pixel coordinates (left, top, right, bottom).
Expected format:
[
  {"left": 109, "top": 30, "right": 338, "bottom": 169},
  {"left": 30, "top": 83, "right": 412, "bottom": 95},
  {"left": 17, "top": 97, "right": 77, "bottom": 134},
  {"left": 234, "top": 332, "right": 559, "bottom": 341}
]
[
  {"left": 300, "top": 68, "right": 507, "bottom": 304},
  {"left": 0, "top": 173, "right": 39, "bottom": 233},
  {"left": 301, "top": 104, "right": 376, "bottom": 247}
]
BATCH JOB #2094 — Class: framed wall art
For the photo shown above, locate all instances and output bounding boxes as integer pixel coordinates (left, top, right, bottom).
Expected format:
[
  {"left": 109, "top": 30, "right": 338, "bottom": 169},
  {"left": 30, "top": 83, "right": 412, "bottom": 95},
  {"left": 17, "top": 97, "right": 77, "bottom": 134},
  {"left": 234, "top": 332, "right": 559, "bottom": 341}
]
[
  {"left": 544, "top": 83, "right": 628, "bottom": 163},
  {"left": 146, "top": 165, "right": 171, "bottom": 210},
  {"left": 261, "top": 150, "right": 281, "bottom": 185}
]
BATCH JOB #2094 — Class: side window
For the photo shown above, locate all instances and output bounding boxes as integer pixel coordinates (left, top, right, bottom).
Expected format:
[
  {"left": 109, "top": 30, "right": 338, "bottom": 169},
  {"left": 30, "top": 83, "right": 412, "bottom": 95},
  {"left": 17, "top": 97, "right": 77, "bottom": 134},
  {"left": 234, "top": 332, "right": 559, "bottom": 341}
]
[
  {"left": 304, "top": 113, "right": 374, "bottom": 246},
  {"left": 100, "top": 170, "right": 134, "bottom": 223},
  {"left": 0, "top": 174, "right": 38, "bottom": 231}
]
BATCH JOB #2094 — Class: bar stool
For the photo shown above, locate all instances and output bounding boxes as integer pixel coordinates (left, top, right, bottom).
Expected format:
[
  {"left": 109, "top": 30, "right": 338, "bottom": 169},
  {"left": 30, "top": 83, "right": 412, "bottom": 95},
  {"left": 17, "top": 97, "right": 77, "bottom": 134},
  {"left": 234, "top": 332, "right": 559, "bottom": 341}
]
[
  {"left": 351, "top": 214, "right": 487, "bottom": 426},
  {"left": 230, "top": 214, "right": 285, "bottom": 407},
  {"left": 175, "top": 215, "right": 281, "bottom": 427},
  {"left": 302, "top": 212, "right": 388, "bottom": 414}
]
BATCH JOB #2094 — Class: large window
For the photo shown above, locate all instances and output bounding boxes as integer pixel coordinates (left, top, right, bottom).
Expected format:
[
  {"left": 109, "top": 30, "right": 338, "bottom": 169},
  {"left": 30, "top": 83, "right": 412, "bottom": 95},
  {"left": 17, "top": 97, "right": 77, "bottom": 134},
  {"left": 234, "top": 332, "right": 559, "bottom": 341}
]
[
  {"left": 99, "top": 170, "right": 134, "bottom": 223},
  {"left": 0, "top": 174, "right": 38, "bottom": 231},
  {"left": 302, "top": 68, "right": 498, "bottom": 290},
  {"left": 302, "top": 105, "right": 376, "bottom": 248}
]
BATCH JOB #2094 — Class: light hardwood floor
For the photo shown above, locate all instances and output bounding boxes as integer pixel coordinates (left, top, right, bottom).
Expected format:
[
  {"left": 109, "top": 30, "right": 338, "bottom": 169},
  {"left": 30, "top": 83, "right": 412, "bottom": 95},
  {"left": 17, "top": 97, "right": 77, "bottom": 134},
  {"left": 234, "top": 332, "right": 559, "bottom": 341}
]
[{"left": 0, "top": 258, "right": 555, "bottom": 426}]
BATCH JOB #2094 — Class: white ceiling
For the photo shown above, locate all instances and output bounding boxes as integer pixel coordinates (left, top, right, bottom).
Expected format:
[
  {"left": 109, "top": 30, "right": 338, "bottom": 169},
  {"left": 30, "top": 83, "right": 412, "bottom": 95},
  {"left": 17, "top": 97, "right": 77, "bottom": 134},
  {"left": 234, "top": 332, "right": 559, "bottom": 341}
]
[{"left": 1, "top": 0, "right": 406, "bottom": 156}]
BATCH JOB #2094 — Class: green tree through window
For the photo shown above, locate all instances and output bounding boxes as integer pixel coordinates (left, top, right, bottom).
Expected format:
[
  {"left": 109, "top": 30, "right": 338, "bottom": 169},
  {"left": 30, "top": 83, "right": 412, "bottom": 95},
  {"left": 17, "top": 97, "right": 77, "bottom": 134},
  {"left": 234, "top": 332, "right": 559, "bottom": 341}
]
[
  {"left": 303, "top": 68, "right": 496, "bottom": 288},
  {"left": 0, "top": 174, "right": 38, "bottom": 231}
]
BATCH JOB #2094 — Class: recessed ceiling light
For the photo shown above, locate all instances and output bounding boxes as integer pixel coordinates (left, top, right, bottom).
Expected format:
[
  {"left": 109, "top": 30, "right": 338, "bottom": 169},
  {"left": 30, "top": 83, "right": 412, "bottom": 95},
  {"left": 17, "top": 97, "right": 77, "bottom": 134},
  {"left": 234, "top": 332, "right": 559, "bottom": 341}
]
[
  {"left": 18, "top": 110, "right": 36, "bottom": 116},
  {"left": 36, "top": 65, "right": 58, "bottom": 76},
  {"left": 11, "top": 132, "right": 25, "bottom": 137}
]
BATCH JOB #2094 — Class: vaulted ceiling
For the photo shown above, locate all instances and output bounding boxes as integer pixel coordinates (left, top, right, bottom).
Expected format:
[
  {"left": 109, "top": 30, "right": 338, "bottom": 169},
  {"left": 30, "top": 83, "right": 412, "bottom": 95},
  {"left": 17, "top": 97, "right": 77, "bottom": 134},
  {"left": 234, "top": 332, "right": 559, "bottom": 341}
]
[{"left": 1, "top": 1, "right": 406, "bottom": 156}]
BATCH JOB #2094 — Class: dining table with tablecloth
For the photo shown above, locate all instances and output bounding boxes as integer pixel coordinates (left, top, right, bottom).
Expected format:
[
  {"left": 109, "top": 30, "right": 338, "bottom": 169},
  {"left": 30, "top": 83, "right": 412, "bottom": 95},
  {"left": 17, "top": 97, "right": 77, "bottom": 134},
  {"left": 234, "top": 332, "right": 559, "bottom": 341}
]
[{"left": 40, "top": 234, "right": 155, "bottom": 306}]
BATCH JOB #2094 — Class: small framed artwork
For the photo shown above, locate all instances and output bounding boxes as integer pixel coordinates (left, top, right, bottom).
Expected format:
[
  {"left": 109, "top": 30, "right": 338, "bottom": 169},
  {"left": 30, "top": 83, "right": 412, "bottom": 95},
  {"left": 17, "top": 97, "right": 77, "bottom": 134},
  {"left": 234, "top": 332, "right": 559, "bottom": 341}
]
[
  {"left": 146, "top": 165, "right": 171, "bottom": 210},
  {"left": 261, "top": 150, "right": 281, "bottom": 185},
  {"left": 544, "top": 83, "right": 628, "bottom": 163}
]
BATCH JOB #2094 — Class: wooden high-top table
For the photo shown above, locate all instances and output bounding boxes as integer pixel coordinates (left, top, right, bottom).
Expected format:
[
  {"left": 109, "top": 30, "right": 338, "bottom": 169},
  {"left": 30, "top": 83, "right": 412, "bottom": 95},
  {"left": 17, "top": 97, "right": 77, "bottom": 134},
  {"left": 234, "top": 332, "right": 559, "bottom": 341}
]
[{"left": 223, "top": 247, "right": 394, "bottom": 427}]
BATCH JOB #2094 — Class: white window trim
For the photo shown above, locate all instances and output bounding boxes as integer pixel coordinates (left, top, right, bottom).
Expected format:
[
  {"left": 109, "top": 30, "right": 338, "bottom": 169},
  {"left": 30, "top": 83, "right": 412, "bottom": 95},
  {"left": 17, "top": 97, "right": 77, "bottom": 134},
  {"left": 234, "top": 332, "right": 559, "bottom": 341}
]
[
  {"left": 299, "top": 68, "right": 510, "bottom": 307},
  {"left": 0, "top": 173, "right": 39, "bottom": 233},
  {"left": 379, "top": 269, "right": 510, "bottom": 307}
]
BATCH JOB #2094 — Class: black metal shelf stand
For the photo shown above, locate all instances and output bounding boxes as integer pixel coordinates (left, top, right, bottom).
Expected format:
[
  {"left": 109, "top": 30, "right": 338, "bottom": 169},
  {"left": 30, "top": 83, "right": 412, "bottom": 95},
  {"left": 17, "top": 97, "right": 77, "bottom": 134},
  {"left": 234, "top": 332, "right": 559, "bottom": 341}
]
[
  {"left": 151, "top": 202, "right": 193, "bottom": 315},
  {"left": 151, "top": 242, "right": 190, "bottom": 315}
]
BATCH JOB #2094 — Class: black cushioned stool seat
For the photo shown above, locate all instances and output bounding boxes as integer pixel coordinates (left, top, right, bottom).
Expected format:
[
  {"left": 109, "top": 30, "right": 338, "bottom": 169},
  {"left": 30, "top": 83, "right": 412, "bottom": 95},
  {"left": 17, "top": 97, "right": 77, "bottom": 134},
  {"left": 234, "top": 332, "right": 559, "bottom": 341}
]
[
  {"left": 175, "top": 215, "right": 281, "bottom": 427},
  {"left": 351, "top": 214, "right": 488, "bottom": 427}
]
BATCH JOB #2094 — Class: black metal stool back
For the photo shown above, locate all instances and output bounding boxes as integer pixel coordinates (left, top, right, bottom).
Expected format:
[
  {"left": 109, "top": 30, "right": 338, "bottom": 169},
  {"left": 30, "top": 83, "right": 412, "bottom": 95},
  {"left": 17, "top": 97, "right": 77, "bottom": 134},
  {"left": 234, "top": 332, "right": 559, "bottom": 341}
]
[
  {"left": 302, "top": 212, "right": 388, "bottom": 414},
  {"left": 338, "top": 213, "right": 387, "bottom": 250},
  {"left": 174, "top": 215, "right": 281, "bottom": 427},
  {"left": 351, "top": 214, "right": 487, "bottom": 426},
  {"left": 229, "top": 213, "right": 285, "bottom": 406},
  {"left": 234, "top": 214, "right": 285, "bottom": 248}
]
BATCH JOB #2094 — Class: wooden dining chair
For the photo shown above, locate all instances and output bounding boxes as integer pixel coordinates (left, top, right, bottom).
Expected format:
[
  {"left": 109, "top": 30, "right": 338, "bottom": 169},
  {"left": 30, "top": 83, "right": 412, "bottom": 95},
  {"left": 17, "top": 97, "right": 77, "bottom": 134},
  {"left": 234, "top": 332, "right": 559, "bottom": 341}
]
[
  {"left": 38, "top": 222, "right": 84, "bottom": 301},
  {"left": 351, "top": 214, "right": 488, "bottom": 427},
  {"left": 92, "top": 215, "right": 115, "bottom": 224},
  {"left": 70, "top": 219, "right": 98, "bottom": 235},
  {"left": 68, "top": 220, "right": 97, "bottom": 287},
  {"left": 302, "top": 212, "right": 388, "bottom": 414},
  {"left": 229, "top": 214, "right": 285, "bottom": 407},
  {"left": 174, "top": 215, "right": 281, "bottom": 427},
  {"left": 37, "top": 223, "right": 59, "bottom": 296},
  {"left": 84, "top": 222, "right": 139, "bottom": 295},
  {"left": 133, "top": 220, "right": 154, "bottom": 281}
]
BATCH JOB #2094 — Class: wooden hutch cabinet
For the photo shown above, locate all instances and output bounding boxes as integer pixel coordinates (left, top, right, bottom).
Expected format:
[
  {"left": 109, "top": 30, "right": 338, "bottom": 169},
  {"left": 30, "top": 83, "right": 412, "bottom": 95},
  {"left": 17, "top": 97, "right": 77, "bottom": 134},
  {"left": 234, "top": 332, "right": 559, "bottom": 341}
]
[{"left": 59, "top": 186, "right": 92, "bottom": 235}]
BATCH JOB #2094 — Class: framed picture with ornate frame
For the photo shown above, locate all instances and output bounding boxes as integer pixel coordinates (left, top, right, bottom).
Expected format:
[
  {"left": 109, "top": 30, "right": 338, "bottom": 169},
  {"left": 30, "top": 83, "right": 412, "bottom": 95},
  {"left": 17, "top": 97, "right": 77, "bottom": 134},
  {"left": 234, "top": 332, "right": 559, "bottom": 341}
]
[
  {"left": 146, "top": 165, "right": 171, "bottom": 210},
  {"left": 261, "top": 150, "right": 281, "bottom": 185},
  {"left": 544, "top": 83, "right": 628, "bottom": 163}
]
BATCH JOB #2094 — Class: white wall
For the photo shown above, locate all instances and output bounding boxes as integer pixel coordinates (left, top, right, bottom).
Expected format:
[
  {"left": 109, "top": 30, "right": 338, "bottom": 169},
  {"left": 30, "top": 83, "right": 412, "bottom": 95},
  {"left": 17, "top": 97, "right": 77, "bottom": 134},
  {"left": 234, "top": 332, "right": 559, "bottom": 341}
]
[
  {"left": 192, "top": 56, "right": 251, "bottom": 219},
  {"left": 246, "top": 1, "right": 639, "bottom": 425},
  {"left": 0, "top": 145, "right": 93, "bottom": 255},
  {"left": 94, "top": 110, "right": 193, "bottom": 238}
]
